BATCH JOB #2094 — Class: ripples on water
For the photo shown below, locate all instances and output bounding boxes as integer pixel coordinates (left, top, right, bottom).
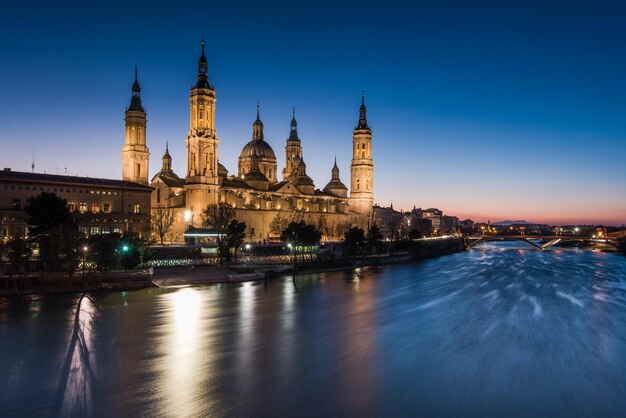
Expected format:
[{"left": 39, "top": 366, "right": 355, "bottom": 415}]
[{"left": 1, "top": 243, "right": 626, "bottom": 417}]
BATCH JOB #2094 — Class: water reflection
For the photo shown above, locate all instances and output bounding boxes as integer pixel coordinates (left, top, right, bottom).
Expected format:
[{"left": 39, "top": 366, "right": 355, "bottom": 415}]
[
  {"left": 2, "top": 245, "right": 626, "bottom": 417},
  {"left": 56, "top": 294, "right": 99, "bottom": 417},
  {"left": 161, "top": 288, "right": 203, "bottom": 416}
]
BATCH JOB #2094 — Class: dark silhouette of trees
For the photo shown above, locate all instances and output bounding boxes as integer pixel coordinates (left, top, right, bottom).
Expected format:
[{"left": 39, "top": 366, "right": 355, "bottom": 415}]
[
  {"left": 281, "top": 221, "right": 321, "bottom": 262},
  {"left": 343, "top": 226, "right": 366, "bottom": 259},
  {"left": 119, "top": 232, "right": 148, "bottom": 270},
  {"left": 227, "top": 220, "right": 247, "bottom": 262},
  {"left": 366, "top": 225, "right": 384, "bottom": 254},
  {"left": 87, "top": 233, "right": 122, "bottom": 271},
  {"left": 25, "top": 192, "right": 80, "bottom": 272}
]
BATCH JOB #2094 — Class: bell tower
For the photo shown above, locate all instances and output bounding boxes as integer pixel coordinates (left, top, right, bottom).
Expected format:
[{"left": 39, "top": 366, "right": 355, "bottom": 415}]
[
  {"left": 350, "top": 92, "right": 374, "bottom": 224},
  {"left": 282, "top": 107, "right": 302, "bottom": 179},
  {"left": 185, "top": 38, "right": 220, "bottom": 221},
  {"left": 122, "top": 66, "right": 149, "bottom": 184}
]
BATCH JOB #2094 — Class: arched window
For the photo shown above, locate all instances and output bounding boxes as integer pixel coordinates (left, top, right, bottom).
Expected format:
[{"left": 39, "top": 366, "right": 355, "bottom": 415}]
[
  {"left": 356, "top": 178, "right": 360, "bottom": 190},
  {"left": 156, "top": 188, "right": 161, "bottom": 203}
]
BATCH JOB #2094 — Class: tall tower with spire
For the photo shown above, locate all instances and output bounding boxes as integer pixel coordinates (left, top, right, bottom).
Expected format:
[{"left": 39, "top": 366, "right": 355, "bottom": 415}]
[
  {"left": 283, "top": 107, "right": 303, "bottom": 179},
  {"left": 350, "top": 92, "right": 374, "bottom": 224},
  {"left": 185, "top": 38, "right": 220, "bottom": 219},
  {"left": 122, "top": 66, "right": 150, "bottom": 184}
]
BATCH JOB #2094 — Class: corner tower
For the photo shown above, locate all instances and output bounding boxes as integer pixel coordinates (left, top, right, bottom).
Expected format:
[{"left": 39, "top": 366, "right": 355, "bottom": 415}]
[
  {"left": 350, "top": 93, "right": 374, "bottom": 222},
  {"left": 122, "top": 66, "right": 150, "bottom": 184},
  {"left": 185, "top": 39, "right": 220, "bottom": 220}
]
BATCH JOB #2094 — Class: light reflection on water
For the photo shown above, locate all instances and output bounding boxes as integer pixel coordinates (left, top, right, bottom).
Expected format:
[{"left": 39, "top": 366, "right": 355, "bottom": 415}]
[{"left": 1, "top": 243, "right": 626, "bottom": 417}]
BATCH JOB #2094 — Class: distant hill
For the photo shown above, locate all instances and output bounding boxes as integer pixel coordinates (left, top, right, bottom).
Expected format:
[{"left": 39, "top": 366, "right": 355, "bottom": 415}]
[{"left": 492, "top": 220, "right": 532, "bottom": 226}]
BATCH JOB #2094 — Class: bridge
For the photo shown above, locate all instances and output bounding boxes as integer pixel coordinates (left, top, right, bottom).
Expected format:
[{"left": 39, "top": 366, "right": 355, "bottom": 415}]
[{"left": 465, "top": 235, "right": 621, "bottom": 250}]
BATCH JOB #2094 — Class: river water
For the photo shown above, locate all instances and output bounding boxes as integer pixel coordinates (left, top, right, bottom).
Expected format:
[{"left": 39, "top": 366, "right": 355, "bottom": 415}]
[{"left": 2, "top": 243, "right": 626, "bottom": 417}]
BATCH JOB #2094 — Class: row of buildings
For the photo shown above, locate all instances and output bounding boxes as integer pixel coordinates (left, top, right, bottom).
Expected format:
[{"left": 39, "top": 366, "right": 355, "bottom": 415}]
[
  {"left": 373, "top": 205, "right": 464, "bottom": 239},
  {"left": 1, "top": 40, "right": 374, "bottom": 243}
]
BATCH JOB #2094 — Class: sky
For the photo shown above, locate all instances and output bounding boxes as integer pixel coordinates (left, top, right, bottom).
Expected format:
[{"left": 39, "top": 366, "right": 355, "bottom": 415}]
[{"left": 0, "top": 0, "right": 624, "bottom": 225}]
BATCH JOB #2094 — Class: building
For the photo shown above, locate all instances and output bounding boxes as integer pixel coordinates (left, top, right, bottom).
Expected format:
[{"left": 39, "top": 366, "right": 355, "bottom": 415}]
[
  {"left": 0, "top": 168, "right": 152, "bottom": 242},
  {"left": 142, "top": 41, "right": 374, "bottom": 243},
  {"left": 373, "top": 204, "right": 405, "bottom": 240},
  {"left": 442, "top": 215, "right": 459, "bottom": 233}
]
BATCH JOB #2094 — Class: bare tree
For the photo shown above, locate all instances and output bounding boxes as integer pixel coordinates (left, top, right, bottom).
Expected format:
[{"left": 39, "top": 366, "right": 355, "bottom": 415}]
[
  {"left": 269, "top": 213, "right": 289, "bottom": 238},
  {"left": 315, "top": 214, "right": 329, "bottom": 242},
  {"left": 203, "top": 204, "right": 237, "bottom": 263},
  {"left": 151, "top": 205, "right": 175, "bottom": 245}
]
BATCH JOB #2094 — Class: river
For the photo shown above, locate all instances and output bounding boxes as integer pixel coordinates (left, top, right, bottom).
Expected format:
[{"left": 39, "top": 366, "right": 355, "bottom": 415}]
[{"left": 2, "top": 243, "right": 626, "bottom": 417}]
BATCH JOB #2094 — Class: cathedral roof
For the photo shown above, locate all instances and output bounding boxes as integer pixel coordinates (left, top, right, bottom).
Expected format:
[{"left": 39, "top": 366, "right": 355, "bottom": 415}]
[
  {"left": 289, "top": 173, "right": 315, "bottom": 186},
  {"left": 244, "top": 168, "right": 269, "bottom": 182},
  {"left": 324, "top": 179, "right": 348, "bottom": 192},
  {"left": 218, "top": 162, "right": 228, "bottom": 178},
  {"left": 151, "top": 172, "right": 185, "bottom": 187},
  {"left": 239, "top": 104, "right": 277, "bottom": 161},
  {"left": 324, "top": 157, "right": 347, "bottom": 191},
  {"left": 239, "top": 140, "right": 276, "bottom": 160}
]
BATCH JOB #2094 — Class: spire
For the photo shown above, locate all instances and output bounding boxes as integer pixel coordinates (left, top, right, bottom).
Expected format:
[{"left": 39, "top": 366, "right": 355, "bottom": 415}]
[
  {"left": 252, "top": 103, "right": 264, "bottom": 141},
  {"left": 161, "top": 141, "right": 173, "bottom": 174},
  {"left": 31, "top": 151, "right": 35, "bottom": 173},
  {"left": 288, "top": 106, "right": 300, "bottom": 141},
  {"left": 357, "top": 90, "right": 369, "bottom": 130},
  {"left": 331, "top": 157, "right": 340, "bottom": 180},
  {"left": 128, "top": 66, "right": 144, "bottom": 112},
  {"left": 195, "top": 37, "right": 210, "bottom": 89}
]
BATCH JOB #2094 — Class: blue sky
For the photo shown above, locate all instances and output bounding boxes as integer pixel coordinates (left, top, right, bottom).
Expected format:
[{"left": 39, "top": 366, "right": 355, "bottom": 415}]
[{"left": 0, "top": 0, "right": 624, "bottom": 224}]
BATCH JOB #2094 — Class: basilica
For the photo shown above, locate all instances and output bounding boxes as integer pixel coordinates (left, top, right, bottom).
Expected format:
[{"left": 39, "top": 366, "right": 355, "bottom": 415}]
[{"left": 121, "top": 41, "right": 374, "bottom": 243}]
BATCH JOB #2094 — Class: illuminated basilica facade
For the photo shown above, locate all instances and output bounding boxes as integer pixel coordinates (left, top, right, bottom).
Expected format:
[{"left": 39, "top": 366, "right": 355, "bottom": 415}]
[{"left": 121, "top": 41, "right": 374, "bottom": 242}]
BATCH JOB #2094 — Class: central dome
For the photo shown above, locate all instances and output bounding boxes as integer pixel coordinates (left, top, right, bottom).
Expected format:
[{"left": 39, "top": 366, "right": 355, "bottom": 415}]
[{"left": 239, "top": 140, "right": 276, "bottom": 160}]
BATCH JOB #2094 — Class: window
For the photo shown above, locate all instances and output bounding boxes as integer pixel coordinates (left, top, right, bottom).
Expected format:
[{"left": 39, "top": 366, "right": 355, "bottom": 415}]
[
  {"left": 79, "top": 226, "right": 89, "bottom": 236},
  {"left": 68, "top": 202, "right": 76, "bottom": 212},
  {"left": 91, "top": 202, "right": 100, "bottom": 213},
  {"left": 79, "top": 202, "right": 87, "bottom": 213},
  {"left": 11, "top": 199, "right": 21, "bottom": 210},
  {"left": 356, "top": 179, "right": 360, "bottom": 190},
  {"left": 102, "top": 227, "right": 111, "bottom": 234},
  {"left": 90, "top": 226, "right": 100, "bottom": 235},
  {"left": 103, "top": 203, "right": 110, "bottom": 213},
  {"left": 133, "top": 204, "right": 140, "bottom": 214},
  {"left": 156, "top": 188, "right": 161, "bottom": 203},
  {"left": 113, "top": 228, "right": 121, "bottom": 233}
]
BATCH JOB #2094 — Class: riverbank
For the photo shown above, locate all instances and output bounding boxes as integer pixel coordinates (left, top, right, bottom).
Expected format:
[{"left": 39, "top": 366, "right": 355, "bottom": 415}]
[{"left": 1, "top": 238, "right": 467, "bottom": 295}]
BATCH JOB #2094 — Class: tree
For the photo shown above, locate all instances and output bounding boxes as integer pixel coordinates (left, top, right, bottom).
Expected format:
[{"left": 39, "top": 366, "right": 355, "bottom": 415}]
[
  {"left": 270, "top": 213, "right": 289, "bottom": 238},
  {"left": 281, "top": 221, "right": 321, "bottom": 262},
  {"left": 202, "top": 204, "right": 238, "bottom": 264},
  {"left": 366, "top": 225, "right": 384, "bottom": 254},
  {"left": 151, "top": 205, "right": 175, "bottom": 245},
  {"left": 119, "top": 232, "right": 148, "bottom": 269},
  {"left": 25, "top": 192, "right": 79, "bottom": 271},
  {"left": 344, "top": 226, "right": 366, "bottom": 259},
  {"left": 88, "top": 233, "right": 123, "bottom": 271},
  {"left": 316, "top": 215, "right": 328, "bottom": 241},
  {"left": 228, "top": 220, "right": 247, "bottom": 262},
  {"left": 6, "top": 238, "right": 30, "bottom": 276}
]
